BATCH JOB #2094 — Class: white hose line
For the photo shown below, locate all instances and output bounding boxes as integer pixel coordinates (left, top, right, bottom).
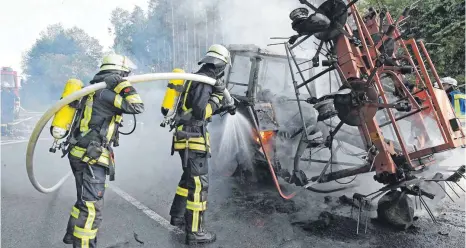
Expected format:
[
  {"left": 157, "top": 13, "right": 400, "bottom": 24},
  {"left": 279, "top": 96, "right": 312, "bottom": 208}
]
[{"left": 26, "top": 73, "right": 232, "bottom": 193}]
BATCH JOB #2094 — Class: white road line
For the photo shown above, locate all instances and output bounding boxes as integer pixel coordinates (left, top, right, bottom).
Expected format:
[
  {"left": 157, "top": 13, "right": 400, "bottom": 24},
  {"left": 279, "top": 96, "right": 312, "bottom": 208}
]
[
  {"left": 1, "top": 138, "right": 52, "bottom": 146},
  {"left": 1, "top": 140, "right": 30, "bottom": 145},
  {"left": 109, "top": 185, "right": 184, "bottom": 235}
]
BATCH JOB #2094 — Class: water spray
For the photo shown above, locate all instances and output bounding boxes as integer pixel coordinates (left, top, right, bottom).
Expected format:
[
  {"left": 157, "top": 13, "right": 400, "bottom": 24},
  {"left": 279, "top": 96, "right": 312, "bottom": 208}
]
[{"left": 26, "top": 73, "right": 234, "bottom": 194}]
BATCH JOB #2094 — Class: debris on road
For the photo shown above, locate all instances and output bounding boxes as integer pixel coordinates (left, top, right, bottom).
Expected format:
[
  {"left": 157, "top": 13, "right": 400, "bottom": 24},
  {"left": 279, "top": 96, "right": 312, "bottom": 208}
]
[
  {"left": 134, "top": 232, "right": 144, "bottom": 244},
  {"left": 291, "top": 211, "right": 361, "bottom": 241},
  {"left": 438, "top": 231, "right": 449, "bottom": 236}
]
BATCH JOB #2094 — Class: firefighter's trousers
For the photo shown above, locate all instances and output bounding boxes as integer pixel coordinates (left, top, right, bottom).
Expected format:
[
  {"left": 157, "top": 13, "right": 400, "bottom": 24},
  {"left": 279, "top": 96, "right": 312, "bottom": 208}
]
[
  {"left": 169, "top": 150, "right": 209, "bottom": 233},
  {"left": 64, "top": 155, "right": 107, "bottom": 248}
]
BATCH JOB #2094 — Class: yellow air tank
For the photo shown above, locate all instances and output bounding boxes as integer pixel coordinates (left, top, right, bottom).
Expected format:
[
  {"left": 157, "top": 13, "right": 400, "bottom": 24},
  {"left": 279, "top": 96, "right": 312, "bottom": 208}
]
[
  {"left": 161, "top": 68, "right": 185, "bottom": 116},
  {"left": 50, "top": 78, "right": 84, "bottom": 139}
]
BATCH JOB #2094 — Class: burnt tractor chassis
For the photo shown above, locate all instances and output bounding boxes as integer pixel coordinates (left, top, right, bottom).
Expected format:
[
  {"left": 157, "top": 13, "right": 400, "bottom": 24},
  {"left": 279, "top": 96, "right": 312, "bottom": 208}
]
[{"left": 225, "top": 0, "right": 466, "bottom": 231}]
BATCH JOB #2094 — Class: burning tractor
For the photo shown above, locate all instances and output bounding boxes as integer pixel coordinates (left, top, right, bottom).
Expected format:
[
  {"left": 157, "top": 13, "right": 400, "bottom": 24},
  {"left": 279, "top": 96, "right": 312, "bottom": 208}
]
[
  {"left": 216, "top": 0, "right": 466, "bottom": 231},
  {"left": 212, "top": 44, "right": 318, "bottom": 186}
]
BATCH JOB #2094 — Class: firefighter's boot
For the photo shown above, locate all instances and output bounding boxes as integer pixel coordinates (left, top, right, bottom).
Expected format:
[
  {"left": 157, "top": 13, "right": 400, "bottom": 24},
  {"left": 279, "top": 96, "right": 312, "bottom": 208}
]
[
  {"left": 185, "top": 212, "right": 216, "bottom": 245},
  {"left": 186, "top": 229, "right": 217, "bottom": 245},
  {"left": 62, "top": 233, "right": 73, "bottom": 244}
]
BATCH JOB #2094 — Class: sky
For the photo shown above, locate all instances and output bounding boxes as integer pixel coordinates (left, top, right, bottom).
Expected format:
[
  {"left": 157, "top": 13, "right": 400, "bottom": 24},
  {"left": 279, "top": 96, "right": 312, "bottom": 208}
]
[{"left": 0, "top": 0, "right": 148, "bottom": 75}]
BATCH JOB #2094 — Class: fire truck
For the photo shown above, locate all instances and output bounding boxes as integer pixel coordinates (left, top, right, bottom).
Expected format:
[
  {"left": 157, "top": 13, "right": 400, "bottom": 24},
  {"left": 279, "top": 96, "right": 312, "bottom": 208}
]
[{"left": 1, "top": 66, "right": 22, "bottom": 136}]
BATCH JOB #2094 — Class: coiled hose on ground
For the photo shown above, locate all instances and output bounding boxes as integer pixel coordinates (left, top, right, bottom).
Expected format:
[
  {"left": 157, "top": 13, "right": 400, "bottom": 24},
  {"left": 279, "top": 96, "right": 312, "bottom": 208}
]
[{"left": 26, "top": 73, "right": 233, "bottom": 194}]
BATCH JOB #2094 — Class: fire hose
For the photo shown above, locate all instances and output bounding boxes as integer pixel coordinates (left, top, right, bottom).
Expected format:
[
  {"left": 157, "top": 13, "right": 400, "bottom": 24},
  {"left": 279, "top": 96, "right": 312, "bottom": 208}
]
[{"left": 26, "top": 73, "right": 234, "bottom": 194}]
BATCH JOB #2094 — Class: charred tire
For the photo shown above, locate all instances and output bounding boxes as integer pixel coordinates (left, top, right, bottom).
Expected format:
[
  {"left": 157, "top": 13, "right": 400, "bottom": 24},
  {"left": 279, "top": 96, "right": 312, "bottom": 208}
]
[{"left": 377, "top": 190, "right": 414, "bottom": 230}]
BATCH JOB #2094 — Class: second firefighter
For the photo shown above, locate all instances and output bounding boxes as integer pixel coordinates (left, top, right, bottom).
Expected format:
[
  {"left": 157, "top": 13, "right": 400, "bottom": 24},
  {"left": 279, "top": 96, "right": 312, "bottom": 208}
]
[{"left": 169, "top": 44, "right": 234, "bottom": 245}]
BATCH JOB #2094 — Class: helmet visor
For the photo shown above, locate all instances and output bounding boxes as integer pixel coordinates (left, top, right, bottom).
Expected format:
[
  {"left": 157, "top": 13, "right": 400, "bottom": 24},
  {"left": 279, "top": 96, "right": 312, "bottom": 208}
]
[
  {"left": 198, "top": 56, "right": 227, "bottom": 67},
  {"left": 123, "top": 57, "right": 138, "bottom": 72}
]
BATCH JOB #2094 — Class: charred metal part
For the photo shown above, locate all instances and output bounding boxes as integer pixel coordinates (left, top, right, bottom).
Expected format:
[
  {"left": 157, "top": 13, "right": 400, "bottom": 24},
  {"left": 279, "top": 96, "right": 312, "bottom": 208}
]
[
  {"left": 286, "top": 44, "right": 314, "bottom": 96},
  {"left": 290, "top": 11, "right": 331, "bottom": 38},
  {"left": 402, "top": 184, "right": 438, "bottom": 223},
  {"left": 300, "top": 158, "right": 363, "bottom": 167},
  {"left": 423, "top": 166, "right": 466, "bottom": 203},
  {"left": 289, "top": 35, "right": 312, "bottom": 49},
  {"left": 314, "top": 99, "right": 338, "bottom": 121},
  {"left": 284, "top": 45, "right": 311, "bottom": 142},
  {"left": 311, "top": 41, "right": 325, "bottom": 67},
  {"left": 405, "top": 185, "right": 435, "bottom": 200},
  {"left": 297, "top": 66, "right": 335, "bottom": 89},
  {"left": 290, "top": 170, "right": 308, "bottom": 186},
  {"left": 324, "top": 121, "right": 344, "bottom": 148},
  {"left": 294, "top": 134, "right": 309, "bottom": 172},
  {"left": 333, "top": 80, "right": 378, "bottom": 126},
  {"left": 351, "top": 193, "right": 371, "bottom": 234},
  {"left": 425, "top": 165, "right": 466, "bottom": 183},
  {"left": 254, "top": 102, "right": 279, "bottom": 131},
  {"left": 367, "top": 100, "right": 412, "bottom": 112},
  {"left": 373, "top": 169, "right": 406, "bottom": 185},
  {"left": 289, "top": 8, "right": 309, "bottom": 23},
  {"left": 314, "top": 0, "right": 348, "bottom": 41},
  {"left": 310, "top": 164, "right": 372, "bottom": 183},
  {"left": 445, "top": 182, "right": 460, "bottom": 198},
  {"left": 298, "top": 0, "right": 320, "bottom": 13}
]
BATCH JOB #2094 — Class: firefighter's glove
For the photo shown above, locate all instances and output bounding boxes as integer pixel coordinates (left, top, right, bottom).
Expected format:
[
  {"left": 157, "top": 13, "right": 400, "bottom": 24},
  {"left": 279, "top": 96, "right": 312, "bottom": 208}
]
[
  {"left": 209, "top": 79, "right": 225, "bottom": 111},
  {"left": 226, "top": 104, "right": 236, "bottom": 115},
  {"left": 213, "top": 79, "right": 226, "bottom": 95},
  {"left": 104, "top": 75, "right": 126, "bottom": 90}
]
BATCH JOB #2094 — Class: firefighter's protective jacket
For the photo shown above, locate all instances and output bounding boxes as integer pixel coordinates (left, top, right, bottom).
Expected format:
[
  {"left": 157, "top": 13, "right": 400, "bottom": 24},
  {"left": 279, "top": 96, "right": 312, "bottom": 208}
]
[
  {"left": 173, "top": 66, "right": 223, "bottom": 154},
  {"left": 69, "top": 71, "right": 145, "bottom": 167},
  {"left": 449, "top": 90, "right": 465, "bottom": 125}
]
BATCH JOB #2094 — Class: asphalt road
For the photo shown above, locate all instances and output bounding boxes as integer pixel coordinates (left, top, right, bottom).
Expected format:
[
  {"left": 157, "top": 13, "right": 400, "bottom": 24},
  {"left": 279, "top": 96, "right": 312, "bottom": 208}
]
[{"left": 1, "top": 126, "right": 465, "bottom": 248}]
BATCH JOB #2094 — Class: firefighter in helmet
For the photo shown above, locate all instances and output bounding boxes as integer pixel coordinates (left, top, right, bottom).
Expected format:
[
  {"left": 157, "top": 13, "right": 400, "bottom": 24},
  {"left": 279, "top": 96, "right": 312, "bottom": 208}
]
[
  {"left": 62, "top": 54, "right": 145, "bottom": 247},
  {"left": 439, "top": 77, "right": 458, "bottom": 102},
  {"left": 440, "top": 77, "right": 465, "bottom": 125},
  {"left": 169, "top": 44, "right": 232, "bottom": 245}
]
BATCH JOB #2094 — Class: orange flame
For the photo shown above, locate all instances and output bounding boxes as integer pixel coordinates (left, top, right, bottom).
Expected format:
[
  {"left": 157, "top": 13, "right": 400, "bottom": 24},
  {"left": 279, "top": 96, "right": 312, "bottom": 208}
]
[{"left": 255, "top": 130, "right": 274, "bottom": 144}]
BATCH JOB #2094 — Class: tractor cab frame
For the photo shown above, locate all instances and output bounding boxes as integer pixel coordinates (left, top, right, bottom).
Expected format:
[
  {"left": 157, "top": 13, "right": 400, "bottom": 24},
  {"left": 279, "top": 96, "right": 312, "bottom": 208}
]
[{"left": 221, "top": 44, "right": 315, "bottom": 183}]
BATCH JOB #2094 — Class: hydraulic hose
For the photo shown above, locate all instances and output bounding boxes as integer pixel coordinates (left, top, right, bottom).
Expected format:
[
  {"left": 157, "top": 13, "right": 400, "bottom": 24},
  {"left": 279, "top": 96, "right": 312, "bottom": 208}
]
[
  {"left": 26, "top": 73, "right": 234, "bottom": 194},
  {"left": 247, "top": 106, "right": 297, "bottom": 200}
]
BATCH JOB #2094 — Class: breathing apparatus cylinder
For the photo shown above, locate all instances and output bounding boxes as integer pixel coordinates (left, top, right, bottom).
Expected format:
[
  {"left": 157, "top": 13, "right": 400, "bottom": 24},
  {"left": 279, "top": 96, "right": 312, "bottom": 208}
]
[
  {"left": 50, "top": 78, "right": 83, "bottom": 140},
  {"left": 161, "top": 68, "right": 185, "bottom": 117}
]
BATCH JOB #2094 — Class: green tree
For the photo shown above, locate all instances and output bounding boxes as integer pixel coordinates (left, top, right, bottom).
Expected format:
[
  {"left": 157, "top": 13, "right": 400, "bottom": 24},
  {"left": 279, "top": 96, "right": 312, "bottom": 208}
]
[
  {"left": 357, "top": 0, "right": 465, "bottom": 86},
  {"left": 109, "top": 0, "right": 225, "bottom": 74},
  {"left": 21, "top": 24, "right": 102, "bottom": 108}
]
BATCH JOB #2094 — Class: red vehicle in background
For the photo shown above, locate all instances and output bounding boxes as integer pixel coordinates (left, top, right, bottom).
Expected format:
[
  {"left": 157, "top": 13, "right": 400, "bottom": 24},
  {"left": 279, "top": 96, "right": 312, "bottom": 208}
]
[{"left": 1, "top": 67, "right": 22, "bottom": 136}]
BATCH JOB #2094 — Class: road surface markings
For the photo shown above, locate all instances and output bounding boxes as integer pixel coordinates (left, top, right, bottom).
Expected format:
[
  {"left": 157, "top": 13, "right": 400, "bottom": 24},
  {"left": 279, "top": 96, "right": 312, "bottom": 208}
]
[
  {"left": 1, "top": 140, "right": 31, "bottom": 145},
  {"left": 1, "top": 138, "right": 53, "bottom": 146},
  {"left": 109, "top": 185, "right": 184, "bottom": 235}
]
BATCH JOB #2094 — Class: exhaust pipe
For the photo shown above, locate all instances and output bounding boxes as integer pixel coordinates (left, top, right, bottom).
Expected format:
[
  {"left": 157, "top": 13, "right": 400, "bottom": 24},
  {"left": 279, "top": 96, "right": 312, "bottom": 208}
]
[{"left": 26, "top": 73, "right": 233, "bottom": 193}]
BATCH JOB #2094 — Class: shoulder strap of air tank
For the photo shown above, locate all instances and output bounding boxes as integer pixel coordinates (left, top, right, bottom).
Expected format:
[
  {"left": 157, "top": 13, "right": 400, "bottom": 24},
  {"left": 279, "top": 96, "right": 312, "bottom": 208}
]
[
  {"left": 60, "top": 95, "right": 90, "bottom": 158},
  {"left": 172, "top": 79, "right": 192, "bottom": 121}
]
